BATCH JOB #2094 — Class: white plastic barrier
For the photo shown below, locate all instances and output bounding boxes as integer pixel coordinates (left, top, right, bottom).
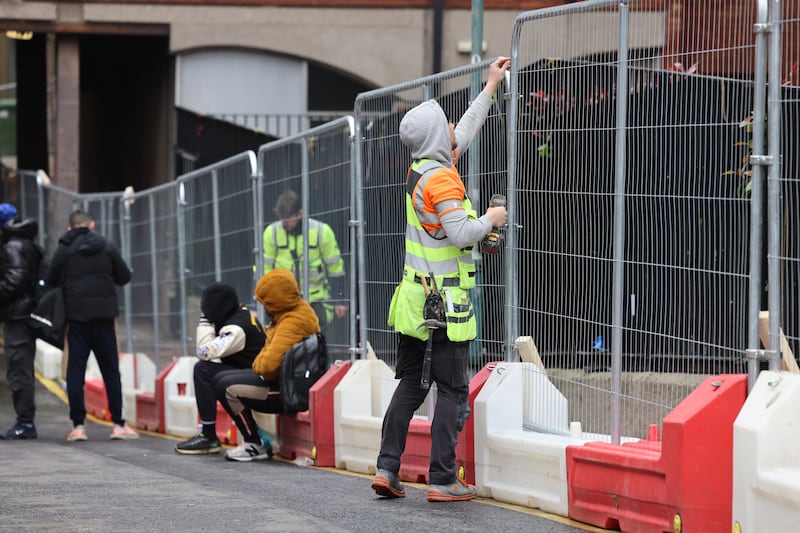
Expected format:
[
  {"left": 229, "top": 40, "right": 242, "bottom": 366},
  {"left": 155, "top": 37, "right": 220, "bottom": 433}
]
[
  {"left": 732, "top": 371, "right": 800, "bottom": 532},
  {"left": 34, "top": 340, "right": 63, "bottom": 380},
  {"left": 119, "top": 352, "right": 156, "bottom": 423},
  {"left": 85, "top": 352, "right": 102, "bottom": 380},
  {"left": 333, "top": 359, "right": 397, "bottom": 474},
  {"left": 163, "top": 356, "right": 199, "bottom": 437},
  {"left": 473, "top": 362, "right": 589, "bottom": 517}
]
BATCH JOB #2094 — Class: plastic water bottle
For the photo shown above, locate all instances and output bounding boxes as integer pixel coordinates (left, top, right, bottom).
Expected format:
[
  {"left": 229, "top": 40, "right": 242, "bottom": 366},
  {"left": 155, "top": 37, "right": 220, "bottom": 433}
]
[{"left": 293, "top": 456, "right": 314, "bottom": 467}]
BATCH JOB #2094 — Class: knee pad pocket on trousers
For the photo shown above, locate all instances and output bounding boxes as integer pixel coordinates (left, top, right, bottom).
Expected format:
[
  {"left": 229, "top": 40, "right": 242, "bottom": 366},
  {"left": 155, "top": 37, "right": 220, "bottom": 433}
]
[{"left": 455, "top": 400, "right": 471, "bottom": 433}]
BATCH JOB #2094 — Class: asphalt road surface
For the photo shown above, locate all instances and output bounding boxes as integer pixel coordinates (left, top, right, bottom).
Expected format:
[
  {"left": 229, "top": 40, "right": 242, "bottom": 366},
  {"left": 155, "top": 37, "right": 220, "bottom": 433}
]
[{"left": 0, "top": 349, "right": 607, "bottom": 532}]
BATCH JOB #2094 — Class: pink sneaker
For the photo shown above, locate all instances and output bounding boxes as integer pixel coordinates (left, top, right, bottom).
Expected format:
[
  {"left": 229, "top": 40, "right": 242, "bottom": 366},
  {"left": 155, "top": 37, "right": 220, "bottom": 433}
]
[
  {"left": 66, "top": 425, "right": 88, "bottom": 442},
  {"left": 110, "top": 423, "right": 139, "bottom": 440}
]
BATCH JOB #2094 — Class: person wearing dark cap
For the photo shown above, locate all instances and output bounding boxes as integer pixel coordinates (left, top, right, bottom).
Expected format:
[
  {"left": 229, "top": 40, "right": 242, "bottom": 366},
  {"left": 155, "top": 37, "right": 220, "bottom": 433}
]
[
  {"left": 0, "top": 203, "right": 44, "bottom": 440},
  {"left": 174, "top": 282, "right": 267, "bottom": 455},
  {"left": 47, "top": 209, "right": 138, "bottom": 442}
]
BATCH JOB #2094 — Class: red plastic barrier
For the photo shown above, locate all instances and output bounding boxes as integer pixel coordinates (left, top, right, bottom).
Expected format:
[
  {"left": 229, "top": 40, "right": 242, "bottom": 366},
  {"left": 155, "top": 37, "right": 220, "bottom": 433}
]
[
  {"left": 214, "top": 401, "right": 238, "bottom": 444},
  {"left": 277, "top": 360, "right": 351, "bottom": 466},
  {"left": 398, "top": 362, "right": 499, "bottom": 485},
  {"left": 135, "top": 391, "right": 158, "bottom": 431},
  {"left": 567, "top": 374, "right": 747, "bottom": 533},
  {"left": 85, "top": 378, "right": 111, "bottom": 421},
  {"left": 134, "top": 359, "right": 176, "bottom": 433}
]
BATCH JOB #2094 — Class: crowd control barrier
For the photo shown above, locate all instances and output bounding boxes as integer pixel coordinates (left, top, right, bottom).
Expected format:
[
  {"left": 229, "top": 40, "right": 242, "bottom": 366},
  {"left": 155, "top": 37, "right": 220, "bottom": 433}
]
[
  {"left": 120, "top": 352, "right": 156, "bottom": 424},
  {"left": 276, "top": 359, "right": 352, "bottom": 466},
  {"left": 136, "top": 359, "right": 176, "bottom": 432},
  {"left": 163, "top": 356, "right": 198, "bottom": 437},
  {"left": 333, "top": 359, "right": 406, "bottom": 474},
  {"left": 567, "top": 374, "right": 747, "bottom": 532},
  {"left": 34, "top": 340, "right": 62, "bottom": 380},
  {"left": 473, "top": 362, "right": 594, "bottom": 516},
  {"left": 732, "top": 371, "right": 800, "bottom": 533},
  {"left": 84, "top": 355, "right": 110, "bottom": 421}
]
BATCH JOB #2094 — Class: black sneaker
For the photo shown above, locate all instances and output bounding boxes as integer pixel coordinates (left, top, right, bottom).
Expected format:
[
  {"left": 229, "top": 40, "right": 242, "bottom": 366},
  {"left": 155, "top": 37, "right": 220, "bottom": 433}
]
[
  {"left": 175, "top": 433, "right": 221, "bottom": 455},
  {"left": 0, "top": 423, "right": 38, "bottom": 440}
]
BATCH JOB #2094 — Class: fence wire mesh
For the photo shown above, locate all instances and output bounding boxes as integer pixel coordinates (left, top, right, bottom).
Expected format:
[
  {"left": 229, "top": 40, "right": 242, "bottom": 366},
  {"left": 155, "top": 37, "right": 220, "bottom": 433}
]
[
  {"left": 355, "top": 58, "right": 509, "bottom": 374},
  {"left": 257, "top": 118, "right": 355, "bottom": 359},
  {"left": 511, "top": 1, "right": 755, "bottom": 439},
  {"left": 1, "top": 0, "right": 796, "bottom": 443},
  {"left": 771, "top": 2, "right": 800, "bottom": 369}
]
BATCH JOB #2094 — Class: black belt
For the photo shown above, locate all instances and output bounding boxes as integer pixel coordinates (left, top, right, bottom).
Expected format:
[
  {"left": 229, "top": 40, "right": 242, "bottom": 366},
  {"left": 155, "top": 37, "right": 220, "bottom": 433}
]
[{"left": 409, "top": 273, "right": 460, "bottom": 287}]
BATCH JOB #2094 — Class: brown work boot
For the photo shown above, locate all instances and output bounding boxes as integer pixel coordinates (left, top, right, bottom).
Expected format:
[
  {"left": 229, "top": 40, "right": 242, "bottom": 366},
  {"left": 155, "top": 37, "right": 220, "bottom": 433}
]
[
  {"left": 371, "top": 469, "right": 406, "bottom": 498},
  {"left": 427, "top": 478, "right": 476, "bottom": 502}
]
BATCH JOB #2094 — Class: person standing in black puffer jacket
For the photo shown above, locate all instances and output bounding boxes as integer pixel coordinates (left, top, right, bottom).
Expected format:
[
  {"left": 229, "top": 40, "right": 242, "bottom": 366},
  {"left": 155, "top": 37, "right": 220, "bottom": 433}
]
[
  {"left": 46, "top": 209, "right": 138, "bottom": 442},
  {"left": 0, "top": 203, "right": 43, "bottom": 440}
]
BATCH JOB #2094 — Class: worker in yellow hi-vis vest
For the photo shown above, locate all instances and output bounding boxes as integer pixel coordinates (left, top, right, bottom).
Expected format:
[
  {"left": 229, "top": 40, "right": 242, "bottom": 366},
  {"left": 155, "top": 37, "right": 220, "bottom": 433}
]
[
  {"left": 261, "top": 189, "right": 347, "bottom": 335},
  {"left": 371, "top": 57, "right": 510, "bottom": 503}
]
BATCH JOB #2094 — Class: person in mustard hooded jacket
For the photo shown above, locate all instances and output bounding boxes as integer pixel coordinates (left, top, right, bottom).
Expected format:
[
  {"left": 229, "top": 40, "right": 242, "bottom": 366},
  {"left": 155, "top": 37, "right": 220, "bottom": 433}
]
[{"left": 213, "top": 268, "right": 320, "bottom": 461}]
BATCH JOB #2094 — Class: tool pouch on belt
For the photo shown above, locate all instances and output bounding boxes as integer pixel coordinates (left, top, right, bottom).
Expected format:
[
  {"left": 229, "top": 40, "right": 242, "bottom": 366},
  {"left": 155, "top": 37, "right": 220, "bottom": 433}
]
[
  {"left": 419, "top": 273, "right": 445, "bottom": 390},
  {"left": 423, "top": 291, "right": 446, "bottom": 326}
]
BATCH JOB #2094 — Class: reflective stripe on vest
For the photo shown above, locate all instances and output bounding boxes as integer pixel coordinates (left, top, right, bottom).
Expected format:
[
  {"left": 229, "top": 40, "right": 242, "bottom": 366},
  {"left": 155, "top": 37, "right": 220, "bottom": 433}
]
[
  {"left": 268, "top": 219, "right": 330, "bottom": 303},
  {"left": 404, "top": 159, "right": 476, "bottom": 280},
  {"left": 387, "top": 159, "right": 477, "bottom": 342}
]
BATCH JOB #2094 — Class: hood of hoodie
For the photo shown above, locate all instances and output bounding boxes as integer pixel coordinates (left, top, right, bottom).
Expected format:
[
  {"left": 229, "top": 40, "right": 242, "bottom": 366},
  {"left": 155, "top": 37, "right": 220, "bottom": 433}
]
[
  {"left": 59, "top": 227, "right": 106, "bottom": 256},
  {"left": 2, "top": 218, "right": 38, "bottom": 242},
  {"left": 399, "top": 99, "right": 453, "bottom": 166},
  {"left": 201, "top": 282, "right": 240, "bottom": 325},
  {"left": 255, "top": 268, "right": 302, "bottom": 317}
]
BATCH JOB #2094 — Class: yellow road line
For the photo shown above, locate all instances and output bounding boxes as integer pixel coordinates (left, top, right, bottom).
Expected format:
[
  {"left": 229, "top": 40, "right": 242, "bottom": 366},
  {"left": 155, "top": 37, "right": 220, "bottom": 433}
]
[{"left": 36, "top": 372, "right": 611, "bottom": 531}]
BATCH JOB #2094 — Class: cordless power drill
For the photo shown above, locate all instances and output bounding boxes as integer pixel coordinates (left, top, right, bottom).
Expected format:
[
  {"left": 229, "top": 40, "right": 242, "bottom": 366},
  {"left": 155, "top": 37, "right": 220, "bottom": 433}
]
[{"left": 481, "top": 194, "right": 506, "bottom": 254}]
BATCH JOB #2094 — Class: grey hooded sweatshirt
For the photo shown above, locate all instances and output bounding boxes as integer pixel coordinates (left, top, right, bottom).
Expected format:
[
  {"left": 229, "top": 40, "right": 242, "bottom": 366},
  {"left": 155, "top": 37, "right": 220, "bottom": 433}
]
[{"left": 398, "top": 92, "right": 496, "bottom": 248}]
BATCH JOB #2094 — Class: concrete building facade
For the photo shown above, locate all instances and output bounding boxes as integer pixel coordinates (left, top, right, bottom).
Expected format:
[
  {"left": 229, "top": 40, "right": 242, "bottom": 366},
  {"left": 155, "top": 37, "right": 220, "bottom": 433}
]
[{"left": 0, "top": 0, "right": 675, "bottom": 192}]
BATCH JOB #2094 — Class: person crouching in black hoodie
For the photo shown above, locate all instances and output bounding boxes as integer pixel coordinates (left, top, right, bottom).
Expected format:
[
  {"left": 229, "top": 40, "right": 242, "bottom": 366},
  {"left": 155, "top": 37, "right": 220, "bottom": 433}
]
[{"left": 175, "top": 282, "right": 267, "bottom": 455}]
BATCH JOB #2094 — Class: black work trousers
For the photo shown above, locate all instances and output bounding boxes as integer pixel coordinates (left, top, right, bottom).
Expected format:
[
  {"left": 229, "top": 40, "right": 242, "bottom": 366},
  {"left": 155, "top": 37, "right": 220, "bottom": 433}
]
[
  {"left": 376, "top": 333, "right": 470, "bottom": 486},
  {"left": 193, "top": 360, "right": 247, "bottom": 424},
  {"left": 66, "top": 320, "right": 124, "bottom": 427},
  {"left": 3, "top": 320, "right": 36, "bottom": 424}
]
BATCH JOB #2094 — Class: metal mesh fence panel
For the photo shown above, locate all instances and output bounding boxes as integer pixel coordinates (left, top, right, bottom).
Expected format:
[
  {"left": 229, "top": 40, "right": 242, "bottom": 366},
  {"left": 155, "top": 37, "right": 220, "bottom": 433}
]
[
  {"left": 354, "top": 59, "right": 509, "bottom": 374},
  {"left": 511, "top": 1, "right": 753, "bottom": 440},
  {"left": 772, "top": 1, "right": 800, "bottom": 367},
  {"left": 124, "top": 182, "right": 181, "bottom": 369},
  {"left": 257, "top": 117, "right": 355, "bottom": 359},
  {"left": 3, "top": 0, "right": 792, "bottom": 444}
]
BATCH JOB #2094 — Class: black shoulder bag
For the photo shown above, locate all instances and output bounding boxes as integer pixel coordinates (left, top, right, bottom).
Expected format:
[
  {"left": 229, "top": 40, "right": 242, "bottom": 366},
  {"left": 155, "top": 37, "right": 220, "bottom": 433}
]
[{"left": 27, "top": 236, "right": 83, "bottom": 350}]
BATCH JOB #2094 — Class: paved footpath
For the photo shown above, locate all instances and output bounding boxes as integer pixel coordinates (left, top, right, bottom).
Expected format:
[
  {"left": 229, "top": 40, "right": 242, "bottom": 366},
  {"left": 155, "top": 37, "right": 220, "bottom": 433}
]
[{"left": 0, "top": 352, "right": 608, "bottom": 532}]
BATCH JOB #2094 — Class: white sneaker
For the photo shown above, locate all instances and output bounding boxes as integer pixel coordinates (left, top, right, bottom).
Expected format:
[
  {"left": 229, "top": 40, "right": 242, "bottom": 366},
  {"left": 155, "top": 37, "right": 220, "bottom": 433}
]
[{"left": 225, "top": 441, "right": 269, "bottom": 462}]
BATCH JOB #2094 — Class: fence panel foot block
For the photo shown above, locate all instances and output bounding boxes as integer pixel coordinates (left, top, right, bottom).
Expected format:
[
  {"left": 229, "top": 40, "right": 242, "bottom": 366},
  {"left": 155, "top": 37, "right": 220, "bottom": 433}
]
[
  {"left": 733, "top": 371, "right": 800, "bottom": 532},
  {"left": 474, "top": 362, "right": 586, "bottom": 517},
  {"left": 567, "top": 374, "right": 746, "bottom": 533},
  {"left": 334, "top": 359, "right": 397, "bottom": 474}
]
